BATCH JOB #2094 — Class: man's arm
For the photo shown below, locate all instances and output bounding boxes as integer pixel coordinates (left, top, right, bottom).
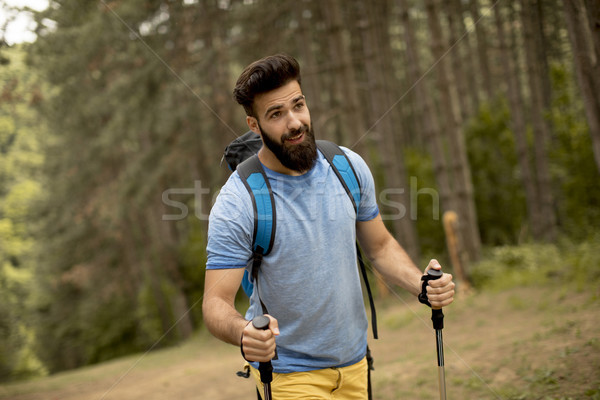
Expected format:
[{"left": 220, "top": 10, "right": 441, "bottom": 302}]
[
  {"left": 202, "top": 268, "right": 248, "bottom": 345},
  {"left": 202, "top": 268, "right": 278, "bottom": 361},
  {"left": 356, "top": 213, "right": 455, "bottom": 308}
]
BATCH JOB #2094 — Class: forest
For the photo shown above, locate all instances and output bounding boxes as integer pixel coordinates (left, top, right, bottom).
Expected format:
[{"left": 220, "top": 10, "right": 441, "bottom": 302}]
[{"left": 1, "top": 0, "right": 599, "bottom": 385}]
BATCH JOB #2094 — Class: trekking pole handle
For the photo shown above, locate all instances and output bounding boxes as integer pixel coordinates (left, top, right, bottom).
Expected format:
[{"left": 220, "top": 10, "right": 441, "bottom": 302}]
[
  {"left": 427, "top": 268, "right": 443, "bottom": 280},
  {"left": 252, "top": 314, "right": 271, "bottom": 331},
  {"left": 252, "top": 315, "right": 274, "bottom": 384},
  {"left": 424, "top": 269, "right": 444, "bottom": 330}
]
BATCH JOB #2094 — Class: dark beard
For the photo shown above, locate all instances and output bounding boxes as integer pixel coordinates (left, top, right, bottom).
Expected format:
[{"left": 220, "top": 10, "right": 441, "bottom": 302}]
[{"left": 259, "top": 123, "right": 318, "bottom": 173}]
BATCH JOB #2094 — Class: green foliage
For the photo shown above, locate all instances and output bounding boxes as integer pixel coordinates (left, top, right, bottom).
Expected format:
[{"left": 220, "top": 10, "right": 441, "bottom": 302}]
[
  {"left": 177, "top": 216, "right": 208, "bottom": 325},
  {"left": 465, "top": 99, "right": 526, "bottom": 245},
  {"left": 403, "top": 146, "right": 446, "bottom": 258},
  {"left": 470, "top": 235, "right": 600, "bottom": 291},
  {"left": 547, "top": 63, "right": 600, "bottom": 238},
  {"left": 23, "top": 0, "right": 215, "bottom": 372},
  {"left": 0, "top": 0, "right": 596, "bottom": 382},
  {"left": 0, "top": 45, "right": 47, "bottom": 381}
]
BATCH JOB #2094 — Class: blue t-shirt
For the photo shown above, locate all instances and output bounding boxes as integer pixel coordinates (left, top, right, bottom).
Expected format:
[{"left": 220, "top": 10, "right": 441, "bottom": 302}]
[{"left": 206, "top": 147, "right": 379, "bottom": 373}]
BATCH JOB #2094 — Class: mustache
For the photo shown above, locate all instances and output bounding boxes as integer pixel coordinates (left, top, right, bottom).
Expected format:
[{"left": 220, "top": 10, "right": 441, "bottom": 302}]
[{"left": 282, "top": 124, "right": 309, "bottom": 141}]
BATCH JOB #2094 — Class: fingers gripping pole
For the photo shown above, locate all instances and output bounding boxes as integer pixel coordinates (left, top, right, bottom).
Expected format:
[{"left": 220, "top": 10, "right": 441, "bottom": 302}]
[{"left": 252, "top": 315, "right": 273, "bottom": 400}]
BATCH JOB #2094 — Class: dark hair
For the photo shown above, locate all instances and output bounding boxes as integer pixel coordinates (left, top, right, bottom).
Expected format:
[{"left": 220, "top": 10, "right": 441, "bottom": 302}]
[{"left": 233, "top": 54, "right": 301, "bottom": 117}]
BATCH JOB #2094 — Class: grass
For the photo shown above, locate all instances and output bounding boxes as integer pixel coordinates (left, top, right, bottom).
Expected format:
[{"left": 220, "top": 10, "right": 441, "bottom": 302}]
[
  {"left": 0, "top": 332, "right": 222, "bottom": 399},
  {"left": 1, "top": 237, "right": 599, "bottom": 399},
  {"left": 371, "top": 236, "right": 600, "bottom": 399}
]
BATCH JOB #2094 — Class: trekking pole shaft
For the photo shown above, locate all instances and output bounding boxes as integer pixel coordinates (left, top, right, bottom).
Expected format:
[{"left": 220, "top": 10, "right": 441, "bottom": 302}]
[
  {"left": 259, "top": 361, "right": 273, "bottom": 400},
  {"left": 435, "top": 328, "right": 447, "bottom": 400},
  {"left": 262, "top": 383, "right": 272, "bottom": 400},
  {"left": 426, "top": 269, "right": 446, "bottom": 400}
]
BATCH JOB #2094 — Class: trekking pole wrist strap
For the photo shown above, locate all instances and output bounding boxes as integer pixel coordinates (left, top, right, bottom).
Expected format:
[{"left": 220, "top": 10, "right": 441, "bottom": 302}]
[
  {"left": 240, "top": 320, "right": 252, "bottom": 361},
  {"left": 418, "top": 274, "right": 433, "bottom": 308}
]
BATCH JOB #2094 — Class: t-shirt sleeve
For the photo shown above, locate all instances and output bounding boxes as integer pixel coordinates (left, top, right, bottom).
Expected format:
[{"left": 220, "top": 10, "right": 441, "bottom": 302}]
[
  {"left": 205, "top": 175, "right": 253, "bottom": 270},
  {"left": 341, "top": 147, "right": 380, "bottom": 222}
]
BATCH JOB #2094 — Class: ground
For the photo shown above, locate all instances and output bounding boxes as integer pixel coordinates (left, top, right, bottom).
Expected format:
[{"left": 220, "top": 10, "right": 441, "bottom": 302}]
[{"left": 1, "top": 284, "right": 599, "bottom": 400}]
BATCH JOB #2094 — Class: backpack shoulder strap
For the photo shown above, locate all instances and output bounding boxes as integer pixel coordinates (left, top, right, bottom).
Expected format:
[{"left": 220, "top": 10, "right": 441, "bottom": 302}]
[
  {"left": 316, "top": 140, "right": 378, "bottom": 340},
  {"left": 236, "top": 155, "right": 276, "bottom": 256},
  {"left": 316, "top": 140, "right": 361, "bottom": 214},
  {"left": 236, "top": 155, "right": 275, "bottom": 305}
]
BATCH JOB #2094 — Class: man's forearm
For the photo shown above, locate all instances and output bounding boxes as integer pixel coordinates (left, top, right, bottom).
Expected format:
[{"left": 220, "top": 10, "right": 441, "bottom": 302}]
[
  {"left": 202, "top": 296, "right": 248, "bottom": 346},
  {"left": 369, "top": 235, "right": 423, "bottom": 296}
]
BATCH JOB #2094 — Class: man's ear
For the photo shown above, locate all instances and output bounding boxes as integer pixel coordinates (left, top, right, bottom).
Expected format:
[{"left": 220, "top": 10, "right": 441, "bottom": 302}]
[{"left": 246, "top": 116, "right": 260, "bottom": 135}]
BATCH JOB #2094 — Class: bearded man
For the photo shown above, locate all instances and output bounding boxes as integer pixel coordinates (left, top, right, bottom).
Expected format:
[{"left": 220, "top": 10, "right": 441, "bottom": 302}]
[{"left": 202, "top": 54, "right": 455, "bottom": 399}]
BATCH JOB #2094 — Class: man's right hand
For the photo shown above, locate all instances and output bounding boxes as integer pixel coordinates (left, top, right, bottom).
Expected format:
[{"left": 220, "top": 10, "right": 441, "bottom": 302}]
[{"left": 241, "top": 314, "right": 279, "bottom": 362}]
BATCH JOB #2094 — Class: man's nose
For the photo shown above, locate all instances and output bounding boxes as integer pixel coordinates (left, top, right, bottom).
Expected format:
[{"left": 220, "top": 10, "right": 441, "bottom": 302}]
[{"left": 287, "top": 111, "right": 303, "bottom": 131}]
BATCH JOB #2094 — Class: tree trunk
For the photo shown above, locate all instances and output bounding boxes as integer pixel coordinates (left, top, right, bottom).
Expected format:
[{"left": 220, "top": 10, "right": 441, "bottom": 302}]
[
  {"left": 468, "top": 0, "right": 494, "bottom": 100},
  {"left": 425, "top": 0, "right": 481, "bottom": 263},
  {"left": 565, "top": 0, "right": 600, "bottom": 175},
  {"left": 533, "top": 0, "right": 554, "bottom": 111},
  {"left": 455, "top": 0, "right": 481, "bottom": 111},
  {"left": 357, "top": 0, "right": 420, "bottom": 263},
  {"left": 138, "top": 126, "right": 195, "bottom": 340},
  {"left": 322, "top": 0, "right": 368, "bottom": 153},
  {"left": 521, "top": 0, "right": 558, "bottom": 241},
  {"left": 294, "top": 0, "right": 325, "bottom": 135},
  {"left": 151, "top": 198, "right": 195, "bottom": 340},
  {"left": 373, "top": 1, "right": 409, "bottom": 150},
  {"left": 443, "top": 211, "right": 471, "bottom": 292},
  {"left": 444, "top": 0, "right": 473, "bottom": 121},
  {"left": 584, "top": 0, "right": 600, "bottom": 62},
  {"left": 398, "top": 0, "right": 458, "bottom": 261},
  {"left": 495, "top": 3, "right": 544, "bottom": 240},
  {"left": 207, "top": 4, "right": 238, "bottom": 185}
]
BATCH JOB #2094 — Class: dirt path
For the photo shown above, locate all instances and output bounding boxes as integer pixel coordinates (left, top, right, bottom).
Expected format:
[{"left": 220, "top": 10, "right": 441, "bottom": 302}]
[
  {"left": 371, "top": 286, "right": 600, "bottom": 399},
  {"left": 1, "top": 285, "right": 599, "bottom": 399}
]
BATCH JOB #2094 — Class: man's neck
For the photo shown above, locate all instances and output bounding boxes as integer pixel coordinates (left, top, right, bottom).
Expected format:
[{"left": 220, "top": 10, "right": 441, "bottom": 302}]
[{"left": 258, "top": 147, "right": 306, "bottom": 176}]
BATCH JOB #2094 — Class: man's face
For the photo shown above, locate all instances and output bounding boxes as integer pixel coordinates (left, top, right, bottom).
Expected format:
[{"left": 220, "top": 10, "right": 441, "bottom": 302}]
[{"left": 248, "top": 80, "right": 317, "bottom": 173}]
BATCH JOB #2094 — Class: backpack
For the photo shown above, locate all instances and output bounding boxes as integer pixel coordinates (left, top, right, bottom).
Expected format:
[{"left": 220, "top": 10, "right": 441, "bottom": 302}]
[{"left": 222, "top": 131, "right": 378, "bottom": 340}]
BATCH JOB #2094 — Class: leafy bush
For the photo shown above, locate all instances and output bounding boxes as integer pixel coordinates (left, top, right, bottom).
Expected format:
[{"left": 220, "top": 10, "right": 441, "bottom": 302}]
[
  {"left": 470, "top": 235, "right": 600, "bottom": 291},
  {"left": 548, "top": 64, "right": 600, "bottom": 238},
  {"left": 465, "top": 98, "right": 526, "bottom": 246}
]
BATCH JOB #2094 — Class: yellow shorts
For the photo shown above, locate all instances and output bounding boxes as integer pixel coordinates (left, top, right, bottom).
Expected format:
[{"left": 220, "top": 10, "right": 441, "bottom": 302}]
[{"left": 248, "top": 357, "right": 368, "bottom": 399}]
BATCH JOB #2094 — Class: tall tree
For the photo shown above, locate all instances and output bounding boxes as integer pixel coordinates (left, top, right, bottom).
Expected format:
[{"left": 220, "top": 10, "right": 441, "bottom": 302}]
[
  {"left": 468, "top": 0, "right": 494, "bottom": 100},
  {"left": 0, "top": 45, "right": 47, "bottom": 381},
  {"left": 521, "top": 0, "right": 558, "bottom": 240},
  {"left": 533, "top": 0, "right": 554, "bottom": 111},
  {"left": 564, "top": 0, "right": 600, "bottom": 175},
  {"left": 398, "top": 0, "right": 461, "bottom": 264},
  {"left": 27, "top": 0, "right": 225, "bottom": 370},
  {"left": 321, "top": 0, "right": 368, "bottom": 154},
  {"left": 293, "top": 0, "right": 325, "bottom": 134},
  {"left": 494, "top": 3, "right": 544, "bottom": 239},
  {"left": 425, "top": 0, "right": 481, "bottom": 263},
  {"left": 355, "top": 0, "right": 420, "bottom": 261},
  {"left": 443, "top": 0, "right": 473, "bottom": 121},
  {"left": 454, "top": 0, "right": 481, "bottom": 111},
  {"left": 583, "top": 0, "right": 600, "bottom": 60}
]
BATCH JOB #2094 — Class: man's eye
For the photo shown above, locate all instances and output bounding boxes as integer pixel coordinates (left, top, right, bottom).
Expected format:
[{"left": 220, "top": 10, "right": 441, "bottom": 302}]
[
  {"left": 270, "top": 112, "right": 281, "bottom": 119},
  {"left": 295, "top": 103, "right": 305, "bottom": 110}
]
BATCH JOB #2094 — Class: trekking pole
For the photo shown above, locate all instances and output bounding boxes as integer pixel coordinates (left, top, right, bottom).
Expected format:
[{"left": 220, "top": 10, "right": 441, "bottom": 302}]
[
  {"left": 252, "top": 315, "right": 273, "bottom": 400},
  {"left": 420, "top": 269, "right": 447, "bottom": 400}
]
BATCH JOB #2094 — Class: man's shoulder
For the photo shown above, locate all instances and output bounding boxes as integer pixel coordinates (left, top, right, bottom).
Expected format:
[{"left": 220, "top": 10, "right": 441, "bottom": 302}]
[
  {"left": 221, "top": 170, "right": 249, "bottom": 194},
  {"left": 211, "top": 172, "right": 253, "bottom": 216},
  {"left": 338, "top": 145, "right": 372, "bottom": 175},
  {"left": 316, "top": 141, "right": 370, "bottom": 169}
]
